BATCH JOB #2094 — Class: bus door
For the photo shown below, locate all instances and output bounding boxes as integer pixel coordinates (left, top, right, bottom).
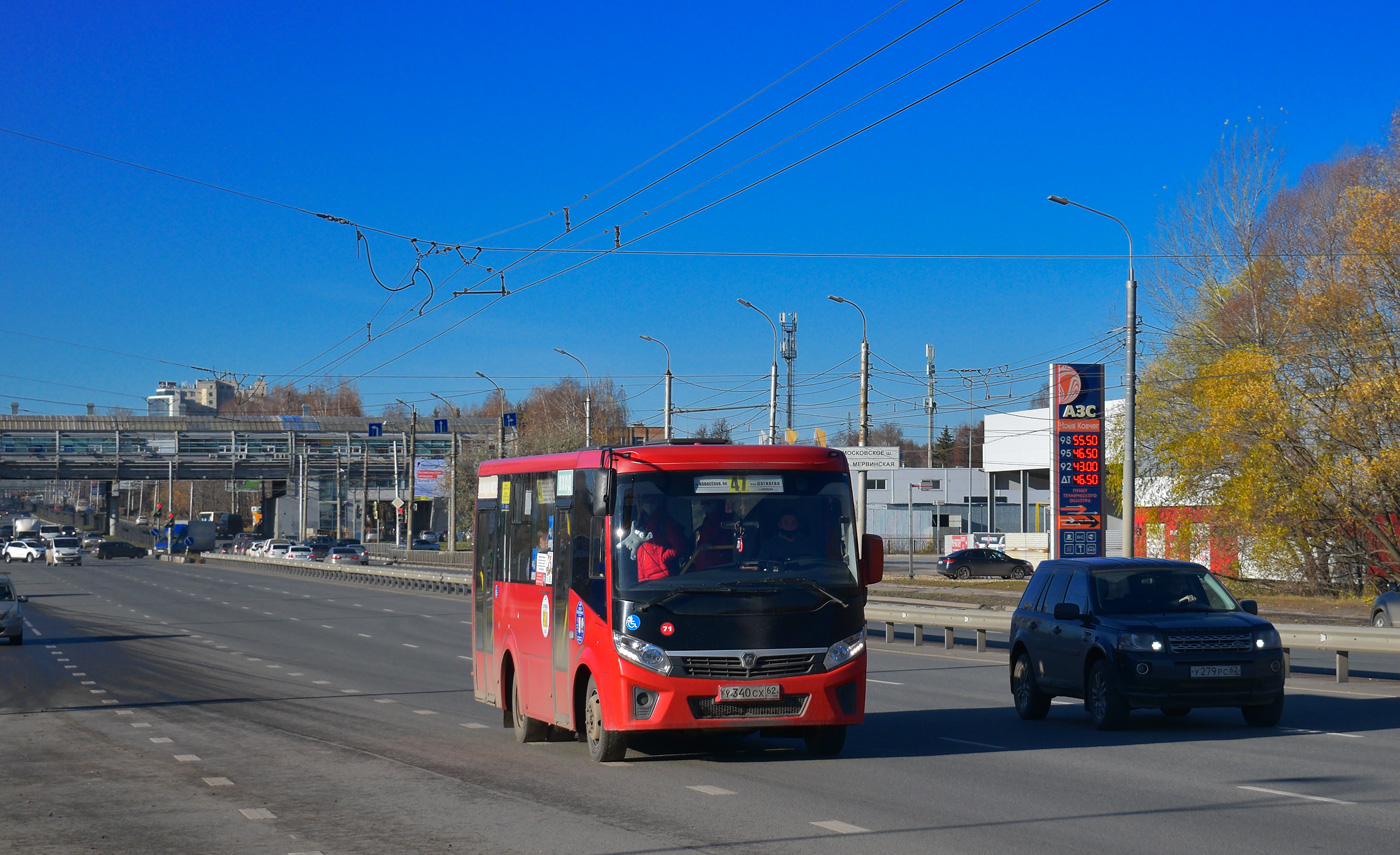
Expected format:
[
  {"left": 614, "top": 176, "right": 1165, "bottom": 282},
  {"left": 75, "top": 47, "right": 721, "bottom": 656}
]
[
  {"left": 551, "top": 474, "right": 575, "bottom": 727},
  {"left": 472, "top": 481, "right": 501, "bottom": 703},
  {"left": 504, "top": 474, "right": 555, "bottom": 722},
  {"left": 558, "top": 471, "right": 610, "bottom": 727}
]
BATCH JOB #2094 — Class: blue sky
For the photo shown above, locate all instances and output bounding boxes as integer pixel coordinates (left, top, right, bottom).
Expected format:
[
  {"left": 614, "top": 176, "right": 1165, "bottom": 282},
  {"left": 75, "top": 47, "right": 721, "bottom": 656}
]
[{"left": 2, "top": 0, "right": 1398, "bottom": 441}]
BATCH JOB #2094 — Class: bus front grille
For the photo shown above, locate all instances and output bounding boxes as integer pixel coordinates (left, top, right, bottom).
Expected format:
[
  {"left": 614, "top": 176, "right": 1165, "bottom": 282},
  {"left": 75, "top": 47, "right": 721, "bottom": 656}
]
[{"left": 689, "top": 694, "right": 810, "bottom": 719}]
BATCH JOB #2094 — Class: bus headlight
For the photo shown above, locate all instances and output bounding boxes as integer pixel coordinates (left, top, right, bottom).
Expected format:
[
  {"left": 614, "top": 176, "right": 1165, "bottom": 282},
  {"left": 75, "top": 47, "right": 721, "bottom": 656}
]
[
  {"left": 823, "top": 628, "right": 866, "bottom": 671},
  {"left": 614, "top": 632, "right": 673, "bottom": 676}
]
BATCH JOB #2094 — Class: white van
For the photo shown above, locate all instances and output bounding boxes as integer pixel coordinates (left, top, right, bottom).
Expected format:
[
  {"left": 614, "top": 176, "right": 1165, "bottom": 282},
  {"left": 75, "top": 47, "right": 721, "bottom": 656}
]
[{"left": 46, "top": 536, "right": 83, "bottom": 566}]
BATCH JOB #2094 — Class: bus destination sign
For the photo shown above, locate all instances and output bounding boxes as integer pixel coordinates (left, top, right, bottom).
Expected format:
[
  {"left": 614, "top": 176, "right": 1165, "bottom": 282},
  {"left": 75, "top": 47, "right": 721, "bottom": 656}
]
[{"left": 1051, "top": 363, "right": 1104, "bottom": 558}]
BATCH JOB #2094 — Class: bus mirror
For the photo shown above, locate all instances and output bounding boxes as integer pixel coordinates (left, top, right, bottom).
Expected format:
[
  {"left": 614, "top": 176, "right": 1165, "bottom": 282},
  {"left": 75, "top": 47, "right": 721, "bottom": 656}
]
[
  {"left": 592, "top": 469, "right": 612, "bottom": 517},
  {"left": 860, "top": 534, "right": 884, "bottom": 586}
]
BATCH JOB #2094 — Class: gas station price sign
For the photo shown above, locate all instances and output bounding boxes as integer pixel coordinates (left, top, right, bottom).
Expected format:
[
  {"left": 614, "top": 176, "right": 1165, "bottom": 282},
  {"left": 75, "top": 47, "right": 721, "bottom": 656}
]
[{"left": 1050, "top": 363, "right": 1105, "bottom": 558}]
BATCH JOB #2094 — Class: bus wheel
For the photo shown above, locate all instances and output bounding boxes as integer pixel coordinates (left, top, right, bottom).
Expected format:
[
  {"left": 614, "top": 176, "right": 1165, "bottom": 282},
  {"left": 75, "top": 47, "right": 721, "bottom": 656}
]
[
  {"left": 511, "top": 673, "right": 548, "bottom": 743},
  {"left": 804, "top": 725, "right": 846, "bottom": 756},
  {"left": 584, "top": 675, "right": 627, "bottom": 762}
]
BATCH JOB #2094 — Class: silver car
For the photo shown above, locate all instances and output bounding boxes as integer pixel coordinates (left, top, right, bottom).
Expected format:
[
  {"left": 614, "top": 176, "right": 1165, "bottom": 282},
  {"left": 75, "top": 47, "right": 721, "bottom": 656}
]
[{"left": 0, "top": 575, "right": 28, "bottom": 645}]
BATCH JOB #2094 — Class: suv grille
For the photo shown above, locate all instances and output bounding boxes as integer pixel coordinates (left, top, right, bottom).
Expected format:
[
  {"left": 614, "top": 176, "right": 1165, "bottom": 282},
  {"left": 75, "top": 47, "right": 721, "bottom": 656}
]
[
  {"left": 680, "top": 653, "right": 819, "bottom": 680},
  {"left": 1167, "top": 632, "right": 1252, "bottom": 653},
  {"left": 689, "top": 694, "right": 810, "bottom": 719}
]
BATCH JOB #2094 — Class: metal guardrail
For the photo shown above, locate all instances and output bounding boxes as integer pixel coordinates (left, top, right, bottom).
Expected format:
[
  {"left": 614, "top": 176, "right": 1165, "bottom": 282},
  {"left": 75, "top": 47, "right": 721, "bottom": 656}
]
[
  {"left": 197, "top": 553, "right": 472, "bottom": 596},
  {"left": 865, "top": 603, "right": 1400, "bottom": 683}
]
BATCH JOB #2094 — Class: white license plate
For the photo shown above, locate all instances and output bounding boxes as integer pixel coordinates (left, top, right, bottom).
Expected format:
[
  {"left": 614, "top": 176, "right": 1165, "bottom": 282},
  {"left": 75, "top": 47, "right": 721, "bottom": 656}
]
[
  {"left": 1190, "top": 665, "right": 1241, "bottom": 678},
  {"left": 717, "top": 684, "right": 781, "bottom": 702}
]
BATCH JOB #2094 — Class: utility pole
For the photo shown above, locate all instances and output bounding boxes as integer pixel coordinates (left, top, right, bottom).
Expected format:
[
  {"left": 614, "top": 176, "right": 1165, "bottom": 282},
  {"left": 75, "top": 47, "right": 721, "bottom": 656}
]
[
  {"left": 401, "top": 403, "right": 418, "bottom": 546},
  {"left": 447, "top": 433, "right": 457, "bottom": 552},
  {"left": 925, "top": 345, "right": 936, "bottom": 467},
  {"left": 781, "top": 313, "right": 797, "bottom": 434},
  {"left": 361, "top": 431, "right": 369, "bottom": 543}
]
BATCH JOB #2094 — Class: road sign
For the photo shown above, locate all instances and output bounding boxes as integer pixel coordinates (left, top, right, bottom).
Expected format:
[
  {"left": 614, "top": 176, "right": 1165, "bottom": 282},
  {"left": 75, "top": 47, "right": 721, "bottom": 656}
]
[
  {"left": 503, "top": 412, "right": 517, "bottom": 428},
  {"left": 834, "top": 447, "right": 900, "bottom": 470},
  {"left": 391, "top": 497, "right": 404, "bottom": 509},
  {"left": 1051, "top": 363, "right": 1105, "bottom": 559},
  {"left": 368, "top": 422, "right": 383, "bottom": 437},
  {"left": 183, "top": 536, "right": 194, "bottom": 547},
  {"left": 434, "top": 418, "right": 448, "bottom": 434}
]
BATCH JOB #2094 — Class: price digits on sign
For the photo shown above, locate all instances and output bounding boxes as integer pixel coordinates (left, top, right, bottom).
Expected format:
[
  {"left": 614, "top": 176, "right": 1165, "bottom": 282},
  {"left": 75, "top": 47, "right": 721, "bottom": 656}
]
[{"left": 1059, "top": 431, "right": 1101, "bottom": 485}]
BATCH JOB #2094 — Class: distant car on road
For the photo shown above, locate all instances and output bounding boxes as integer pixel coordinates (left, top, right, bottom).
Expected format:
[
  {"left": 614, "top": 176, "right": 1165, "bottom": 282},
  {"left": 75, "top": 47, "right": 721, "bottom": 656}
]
[
  {"left": 46, "top": 536, "right": 83, "bottom": 566},
  {"left": 286, "top": 545, "right": 315, "bottom": 561},
  {"left": 97, "top": 541, "right": 149, "bottom": 560},
  {"left": 937, "top": 548, "right": 1033, "bottom": 580},
  {"left": 3, "top": 540, "right": 46, "bottom": 563},
  {"left": 409, "top": 540, "right": 440, "bottom": 551},
  {"left": 81, "top": 531, "right": 105, "bottom": 549},
  {"left": 1009, "top": 557, "right": 1285, "bottom": 730},
  {"left": 135, "top": 515, "right": 150, "bottom": 525},
  {"left": 327, "top": 546, "right": 369, "bottom": 566},
  {"left": 1372, "top": 580, "right": 1399, "bottom": 627}
]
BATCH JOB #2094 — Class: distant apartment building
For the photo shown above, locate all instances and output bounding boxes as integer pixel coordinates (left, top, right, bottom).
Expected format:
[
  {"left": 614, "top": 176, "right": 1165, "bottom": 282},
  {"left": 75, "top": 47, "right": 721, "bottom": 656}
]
[{"left": 146, "top": 378, "right": 267, "bottom": 416}]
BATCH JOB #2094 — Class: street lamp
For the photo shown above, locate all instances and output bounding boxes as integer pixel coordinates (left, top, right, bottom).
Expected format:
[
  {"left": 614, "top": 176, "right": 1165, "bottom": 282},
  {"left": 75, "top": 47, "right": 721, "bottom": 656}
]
[
  {"left": 639, "top": 335, "right": 673, "bottom": 440},
  {"left": 736, "top": 299, "right": 779, "bottom": 445},
  {"left": 1048, "top": 195, "right": 1137, "bottom": 558},
  {"left": 475, "top": 371, "right": 506, "bottom": 459},
  {"left": 828, "top": 294, "right": 870, "bottom": 540},
  {"left": 429, "top": 392, "right": 459, "bottom": 417},
  {"left": 553, "top": 348, "right": 591, "bottom": 446}
]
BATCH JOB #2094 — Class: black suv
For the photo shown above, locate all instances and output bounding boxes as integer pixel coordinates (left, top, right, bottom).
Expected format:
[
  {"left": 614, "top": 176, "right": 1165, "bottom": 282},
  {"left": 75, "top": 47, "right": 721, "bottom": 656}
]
[
  {"left": 96, "top": 541, "right": 149, "bottom": 560},
  {"left": 1008, "top": 558, "right": 1285, "bottom": 730}
]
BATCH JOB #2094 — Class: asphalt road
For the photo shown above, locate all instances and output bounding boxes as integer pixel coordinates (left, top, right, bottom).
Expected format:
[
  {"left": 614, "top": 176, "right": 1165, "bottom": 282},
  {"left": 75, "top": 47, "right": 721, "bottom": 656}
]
[{"left": 4, "top": 557, "right": 1399, "bottom": 855}]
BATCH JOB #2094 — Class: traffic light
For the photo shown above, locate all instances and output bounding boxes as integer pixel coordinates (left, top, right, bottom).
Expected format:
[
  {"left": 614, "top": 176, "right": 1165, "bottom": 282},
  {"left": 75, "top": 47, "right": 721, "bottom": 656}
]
[{"left": 156, "top": 503, "right": 163, "bottom": 514}]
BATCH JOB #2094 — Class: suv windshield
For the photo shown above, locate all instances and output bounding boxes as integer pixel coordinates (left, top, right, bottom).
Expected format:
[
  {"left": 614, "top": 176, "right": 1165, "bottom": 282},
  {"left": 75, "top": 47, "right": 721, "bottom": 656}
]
[
  {"left": 1091, "top": 566, "right": 1239, "bottom": 614},
  {"left": 613, "top": 470, "right": 858, "bottom": 607}
]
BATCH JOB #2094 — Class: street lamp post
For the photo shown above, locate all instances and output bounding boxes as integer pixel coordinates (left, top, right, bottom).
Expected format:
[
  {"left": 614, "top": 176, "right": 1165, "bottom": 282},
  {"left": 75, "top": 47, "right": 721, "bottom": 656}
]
[
  {"left": 554, "top": 348, "right": 592, "bottom": 446},
  {"left": 1048, "top": 195, "right": 1136, "bottom": 558},
  {"left": 475, "top": 371, "right": 506, "bottom": 459},
  {"left": 736, "top": 299, "right": 779, "bottom": 445},
  {"left": 639, "top": 335, "right": 673, "bottom": 440},
  {"left": 395, "top": 399, "right": 418, "bottom": 546},
  {"left": 828, "top": 295, "right": 870, "bottom": 540},
  {"left": 908, "top": 479, "right": 935, "bottom": 579}
]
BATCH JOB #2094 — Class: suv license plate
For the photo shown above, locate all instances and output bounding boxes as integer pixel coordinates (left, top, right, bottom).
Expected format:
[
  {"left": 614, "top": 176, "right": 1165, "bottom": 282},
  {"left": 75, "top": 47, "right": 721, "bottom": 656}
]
[
  {"left": 718, "top": 684, "right": 781, "bottom": 702},
  {"left": 1190, "top": 665, "right": 1241, "bottom": 678}
]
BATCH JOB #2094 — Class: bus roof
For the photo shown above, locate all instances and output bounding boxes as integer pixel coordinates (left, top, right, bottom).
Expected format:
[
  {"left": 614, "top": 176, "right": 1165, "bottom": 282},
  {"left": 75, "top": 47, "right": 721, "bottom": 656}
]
[{"left": 477, "top": 444, "right": 851, "bottom": 477}]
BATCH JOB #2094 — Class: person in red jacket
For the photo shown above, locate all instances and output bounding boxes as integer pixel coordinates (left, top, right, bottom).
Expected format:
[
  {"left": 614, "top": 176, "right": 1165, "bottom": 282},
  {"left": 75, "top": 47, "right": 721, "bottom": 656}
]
[{"left": 635, "top": 493, "right": 684, "bottom": 582}]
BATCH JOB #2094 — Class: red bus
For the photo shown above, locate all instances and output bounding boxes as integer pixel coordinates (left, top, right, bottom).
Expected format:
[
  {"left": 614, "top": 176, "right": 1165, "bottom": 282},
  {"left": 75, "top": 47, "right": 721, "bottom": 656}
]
[{"left": 472, "top": 443, "right": 884, "bottom": 761}]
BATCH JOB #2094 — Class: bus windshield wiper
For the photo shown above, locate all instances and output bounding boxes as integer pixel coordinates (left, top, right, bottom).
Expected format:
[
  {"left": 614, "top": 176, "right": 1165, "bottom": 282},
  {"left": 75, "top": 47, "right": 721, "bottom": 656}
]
[
  {"left": 633, "top": 586, "right": 742, "bottom": 613},
  {"left": 731, "top": 577, "right": 849, "bottom": 609}
]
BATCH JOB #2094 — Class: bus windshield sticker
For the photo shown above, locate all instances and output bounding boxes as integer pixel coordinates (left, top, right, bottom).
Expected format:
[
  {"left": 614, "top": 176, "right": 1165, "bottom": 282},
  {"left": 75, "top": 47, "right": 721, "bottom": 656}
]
[
  {"left": 694, "top": 476, "right": 784, "bottom": 494},
  {"left": 499, "top": 480, "right": 511, "bottom": 506},
  {"left": 478, "top": 475, "right": 499, "bottom": 500},
  {"left": 574, "top": 601, "right": 585, "bottom": 645}
]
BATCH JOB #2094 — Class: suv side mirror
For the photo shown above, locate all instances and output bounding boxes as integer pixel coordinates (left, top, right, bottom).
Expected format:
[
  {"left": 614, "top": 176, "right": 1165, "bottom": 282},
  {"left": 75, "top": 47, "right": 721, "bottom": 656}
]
[
  {"left": 1053, "top": 602, "right": 1081, "bottom": 621},
  {"left": 17, "top": 595, "right": 28, "bottom": 603},
  {"left": 1239, "top": 599, "right": 1258, "bottom": 615},
  {"left": 860, "top": 534, "right": 884, "bottom": 586}
]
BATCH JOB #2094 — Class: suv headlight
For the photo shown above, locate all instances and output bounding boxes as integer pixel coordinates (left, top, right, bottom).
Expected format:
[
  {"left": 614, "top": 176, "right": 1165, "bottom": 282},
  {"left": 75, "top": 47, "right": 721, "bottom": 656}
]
[
  {"left": 1118, "top": 632, "right": 1167, "bottom": 652},
  {"left": 613, "top": 632, "right": 672, "bottom": 676},
  {"left": 823, "top": 628, "right": 866, "bottom": 671},
  {"left": 1252, "top": 627, "right": 1282, "bottom": 650}
]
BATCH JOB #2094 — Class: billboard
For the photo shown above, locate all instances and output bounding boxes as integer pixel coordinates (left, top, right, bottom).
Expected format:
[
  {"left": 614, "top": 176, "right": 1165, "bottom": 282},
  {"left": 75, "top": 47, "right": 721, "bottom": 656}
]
[
  {"left": 1050, "top": 363, "right": 1105, "bottom": 559},
  {"left": 414, "top": 458, "right": 447, "bottom": 500}
]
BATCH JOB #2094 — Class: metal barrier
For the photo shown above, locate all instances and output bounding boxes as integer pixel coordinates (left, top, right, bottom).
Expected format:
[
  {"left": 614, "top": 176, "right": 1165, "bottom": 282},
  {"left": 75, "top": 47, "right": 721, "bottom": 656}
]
[
  {"left": 199, "top": 553, "right": 472, "bottom": 596},
  {"left": 865, "top": 604, "right": 1400, "bottom": 683}
]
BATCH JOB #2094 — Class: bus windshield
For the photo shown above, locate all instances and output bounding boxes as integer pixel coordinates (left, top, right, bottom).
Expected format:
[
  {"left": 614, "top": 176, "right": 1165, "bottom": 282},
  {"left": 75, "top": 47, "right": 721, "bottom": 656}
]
[{"left": 613, "top": 470, "right": 858, "bottom": 605}]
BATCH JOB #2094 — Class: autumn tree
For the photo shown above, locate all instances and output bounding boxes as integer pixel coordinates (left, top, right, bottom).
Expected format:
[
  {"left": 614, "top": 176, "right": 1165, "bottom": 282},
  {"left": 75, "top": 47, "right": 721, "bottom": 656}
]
[
  {"left": 1141, "top": 108, "right": 1400, "bottom": 588},
  {"left": 222, "top": 379, "right": 364, "bottom": 417}
]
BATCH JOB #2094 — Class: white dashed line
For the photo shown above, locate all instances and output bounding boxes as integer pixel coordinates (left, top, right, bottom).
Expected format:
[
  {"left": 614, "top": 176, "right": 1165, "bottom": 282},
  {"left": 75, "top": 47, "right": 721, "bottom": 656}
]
[
  {"left": 116, "top": 710, "right": 134, "bottom": 716},
  {"left": 204, "top": 777, "right": 234, "bottom": 787},
  {"left": 150, "top": 737, "right": 173, "bottom": 744},
  {"left": 460, "top": 723, "right": 488, "bottom": 729},
  {"left": 340, "top": 689, "right": 362, "bottom": 694},
  {"left": 173, "top": 755, "right": 203, "bottom": 764},
  {"left": 688, "top": 785, "right": 735, "bottom": 795},
  {"left": 867, "top": 679, "right": 904, "bottom": 685},
  {"left": 811, "top": 820, "right": 869, "bottom": 834},
  {"left": 131, "top": 723, "right": 152, "bottom": 728},
  {"left": 413, "top": 710, "right": 438, "bottom": 715},
  {"left": 940, "top": 737, "right": 1006, "bottom": 750},
  {"left": 1237, "top": 785, "right": 1356, "bottom": 805},
  {"left": 239, "top": 808, "right": 277, "bottom": 820},
  {"left": 375, "top": 699, "right": 397, "bottom": 704},
  {"left": 312, "top": 681, "right": 332, "bottom": 686},
  {"left": 358, "top": 634, "right": 372, "bottom": 638},
  {"left": 403, "top": 644, "right": 419, "bottom": 649}
]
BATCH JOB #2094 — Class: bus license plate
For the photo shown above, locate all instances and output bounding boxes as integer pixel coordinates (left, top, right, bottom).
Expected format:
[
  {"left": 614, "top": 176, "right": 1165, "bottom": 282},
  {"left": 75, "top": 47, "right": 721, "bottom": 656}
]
[
  {"left": 1190, "top": 665, "right": 1240, "bottom": 678},
  {"left": 718, "top": 684, "right": 781, "bottom": 702}
]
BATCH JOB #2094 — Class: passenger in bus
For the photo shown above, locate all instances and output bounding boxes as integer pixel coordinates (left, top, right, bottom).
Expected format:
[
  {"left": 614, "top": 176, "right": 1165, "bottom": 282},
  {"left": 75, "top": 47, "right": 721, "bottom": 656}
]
[
  {"left": 760, "top": 511, "right": 821, "bottom": 563},
  {"left": 636, "top": 494, "right": 684, "bottom": 582},
  {"left": 692, "top": 499, "right": 735, "bottom": 572}
]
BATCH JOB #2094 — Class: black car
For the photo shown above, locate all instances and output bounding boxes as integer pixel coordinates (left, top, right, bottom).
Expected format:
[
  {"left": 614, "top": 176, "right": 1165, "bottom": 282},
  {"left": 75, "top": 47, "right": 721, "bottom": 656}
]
[
  {"left": 1008, "top": 558, "right": 1285, "bottom": 730},
  {"left": 937, "top": 548, "right": 1034, "bottom": 580},
  {"left": 1372, "top": 579, "right": 1399, "bottom": 627},
  {"left": 409, "top": 540, "right": 440, "bottom": 551},
  {"left": 96, "top": 541, "right": 149, "bottom": 560}
]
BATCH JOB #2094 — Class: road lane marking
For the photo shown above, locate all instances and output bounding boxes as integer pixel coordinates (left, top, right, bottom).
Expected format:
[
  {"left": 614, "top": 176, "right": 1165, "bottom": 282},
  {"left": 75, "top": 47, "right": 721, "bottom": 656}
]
[
  {"left": 1288, "top": 686, "right": 1399, "bottom": 699},
  {"left": 1237, "top": 785, "right": 1355, "bottom": 805},
  {"left": 1281, "top": 727, "right": 1363, "bottom": 739},
  {"left": 403, "top": 644, "right": 419, "bottom": 648},
  {"left": 811, "top": 821, "right": 868, "bottom": 834},
  {"left": 150, "top": 737, "right": 173, "bottom": 744},
  {"left": 90, "top": 689, "right": 107, "bottom": 694},
  {"left": 101, "top": 699, "right": 120, "bottom": 704},
  {"left": 413, "top": 710, "right": 438, "bottom": 715},
  {"left": 321, "top": 625, "right": 334, "bottom": 629},
  {"left": 460, "top": 723, "right": 487, "bottom": 729},
  {"left": 940, "top": 737, "right": 1006, "bottom": 750},
  {"left": 602, "top": 762, "right": 630, "bottom": 767},
  {"left": 312, "top": 681, "right": 332, "bottom": 685},
  {"left": 867, "top": 679, "right": 904, "bottom": 685},
  {"left": 340, "top": 689, "right": 362, "bottom": 694},
  {"left": 204, "top": 777, "right": 233, "bottom": 786},
  {"left": 375, "top": 699, "right": 397, "bottom": 704},
  {"left": 131, "top": 723, "right": 151, "bottom": 728},
  {"left": 115, "top": 710, "right": 134, "bottom": 716},
  {"left": 266, "top": 664, "right": 281, "bottom": 669},
  {"left": 239, "top": 808, "right": 277, "bottom": 819},
  {"left": 287, "top": 673, "right": 304, "bottom": 677},
  {"left": 688, "top": 785, "right": 735, "bottom": 796}
]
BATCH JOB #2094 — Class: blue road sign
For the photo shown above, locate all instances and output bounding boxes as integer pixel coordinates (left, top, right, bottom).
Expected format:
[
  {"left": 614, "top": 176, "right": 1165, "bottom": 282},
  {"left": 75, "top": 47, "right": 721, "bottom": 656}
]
[
  {"left": 434, "top": 418, "right": 448, "bottom": 434},
  {"left": 183, "top": 536, "right": 194, "bottom": 547},
  {"left": 368, "top": 422, "right": 383, "bottom": 437},
  {"left": 503, "top": 412, "right": 517, "bottom": 428}
]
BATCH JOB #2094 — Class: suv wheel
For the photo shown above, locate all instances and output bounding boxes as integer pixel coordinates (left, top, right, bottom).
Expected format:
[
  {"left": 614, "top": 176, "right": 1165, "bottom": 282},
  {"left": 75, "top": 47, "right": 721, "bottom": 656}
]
[
  {"left": 1087, "top": 660, "right": 1130, "bottom": 730},
  {"left": 1241, "top": 695, "right": 1284, "bottom": 727},
  {"left": 1011, "top": 566, "right": 1027, "bottom": 580},
  {"left": 956, "top": 567, "right": 971, "bottom": 580},
  {"left": 1012, "top": 653, "right": 1051, "bottom": 720},
  {"left": 1375, "top": 611, "right": 1391, "bottom": 628}
]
